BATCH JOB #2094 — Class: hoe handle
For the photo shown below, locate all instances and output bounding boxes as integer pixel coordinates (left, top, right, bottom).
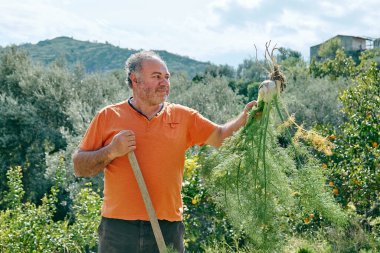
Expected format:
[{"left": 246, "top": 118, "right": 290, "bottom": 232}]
[{"left": 128, "top": 151, "right": 167, "bottom": 253}]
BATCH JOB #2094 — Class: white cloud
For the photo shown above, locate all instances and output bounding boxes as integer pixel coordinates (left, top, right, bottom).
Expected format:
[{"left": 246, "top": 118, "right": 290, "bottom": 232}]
[
  {"left": 317, "top": 1, "right": 349, "bottom": 17},
  {"left": 0, "top": 1, "right": 108, "bottom": 44},
  {"left": 319, "top": 0, "right": 380, "bottom": 16},
  {"left": 210, "top": 0, "right": 262, "bottom": 10},
  {"left": 0, "top": 0, "right": 379, "bottom": 66},
  {"left": 236, "top": 0, "right": 263, "bottom": 9}
]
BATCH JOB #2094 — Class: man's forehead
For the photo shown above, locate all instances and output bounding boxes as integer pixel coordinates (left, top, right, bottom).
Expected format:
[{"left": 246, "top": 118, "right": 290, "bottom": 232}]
[{"left": 141, "top": 58, "right": 169, "bottom": 73}]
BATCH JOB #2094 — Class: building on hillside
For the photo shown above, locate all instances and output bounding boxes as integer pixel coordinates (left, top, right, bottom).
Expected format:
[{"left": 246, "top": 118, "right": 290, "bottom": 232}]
[
  {"left": 374, "top": 38, "right": 380, "bottom": 48},
  {"left": 310, "top": 35, "right": 372, "bottom": 62}
]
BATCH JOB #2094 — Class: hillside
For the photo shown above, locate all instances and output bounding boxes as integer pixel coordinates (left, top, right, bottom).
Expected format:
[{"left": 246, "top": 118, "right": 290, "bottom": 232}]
[{"left": 17, "top": 36, "right": 212, "bottom": 77}]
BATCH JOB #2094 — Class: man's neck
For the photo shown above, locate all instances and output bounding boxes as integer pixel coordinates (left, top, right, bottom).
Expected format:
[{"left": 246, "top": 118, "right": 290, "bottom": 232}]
[{"left": 129, "top": 97, "right": 163, "bottom": 120}]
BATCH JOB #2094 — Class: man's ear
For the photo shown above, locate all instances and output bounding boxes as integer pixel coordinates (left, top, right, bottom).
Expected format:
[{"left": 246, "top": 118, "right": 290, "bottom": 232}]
[{"left": 130, "top": 73, "right": 138, "bottom": 85}]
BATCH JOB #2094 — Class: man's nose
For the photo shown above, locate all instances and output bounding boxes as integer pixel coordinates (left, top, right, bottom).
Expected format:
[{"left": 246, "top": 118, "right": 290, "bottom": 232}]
[{"left": 160, "top": 78, "right": 170, "bottom": 85}]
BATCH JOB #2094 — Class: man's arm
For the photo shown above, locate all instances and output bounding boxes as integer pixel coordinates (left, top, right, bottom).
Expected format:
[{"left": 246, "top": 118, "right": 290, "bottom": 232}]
[
  {"left": 205, "top": 101, "right": 257, "bottom": 148},
  {"left": 72, "top": 130, "right": 136, "bottom": 177}
]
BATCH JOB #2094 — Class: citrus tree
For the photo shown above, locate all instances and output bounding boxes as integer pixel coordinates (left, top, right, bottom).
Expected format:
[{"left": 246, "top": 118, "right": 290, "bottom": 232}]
[
  {"left": 323, "top": 60, "right": 379, "bottom": 213},
  {"left": 310, "top": 49, "right": 356, "bottom": 80}
]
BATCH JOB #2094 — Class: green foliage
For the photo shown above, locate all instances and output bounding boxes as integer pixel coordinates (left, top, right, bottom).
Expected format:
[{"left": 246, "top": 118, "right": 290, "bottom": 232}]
[
  {"left": 282, "top": 236, "right": 331, "bottom": 253},
  {"left": 202, "top": 241, "right": 252, "bottom": 253},
  {"left": 233, "top": 50, "right": 306, "bottom": 103},
  {"left": 324, "top": 220, "right": 379, "bottom": 253},
  {"left": 200, "top": 95, "right": 348, "bottom": 251},
  {"left": 169, "top": 74, "right": 244, "bottom": 124},
  {"left": 318, "top": 38, "right": 343, "bottom": 60},
  {"left": 228, "top": 79, "right": 260, "bottom": 103},
  {"left": 281, "top": 48, "right": 354, "bottom": 128},
  {"left": 310, "top": 49, "right": 356, "bottom": 80},
  {"left": 277, "top": 47, "right": 303, "bottom": 64},
  {"left": 231, "top": 57, "right": 283, "bottom": 102},
  {"left": 2, "top": 166, "right": 25, "bottom": 208},
  {"left": 0, "top": 46, "right": 129, "bottom": 207},
  {"left": 237, "top": 58, "right": 267, "bottom": 81},
  {"left": 277, "top": 48, "right": 308, "bottom": 85},
  {"left": 192, "top": 64, "right": 236, "bottom": 82},
  {"left": 310, "top": 49, "right": 380, "bottom": 250},
  {"left": 360, "top": 48, "right": 380, "bottom": 68},
  {"left": 0, "top": 47, "right": 59, "bottom": 204},
  {"left": 282, "top": 76, "right": 352, "bottom": 128},
  {"left": 0, "top": 165, "right": 102, "bottom": 252},
  {"left": 323, "top": 61, "right": 380, "bottom": 213},
  {"left": 182, "top": 155, "right": 246, "bottom": 252}
]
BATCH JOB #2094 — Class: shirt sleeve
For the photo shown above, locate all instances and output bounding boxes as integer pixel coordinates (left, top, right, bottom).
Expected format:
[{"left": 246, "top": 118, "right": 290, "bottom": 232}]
[
  {"left": 187, "top": 109, "right": 218, "bottom": 147},
  {"left": 79, "top": 110, "right": 106, "bottom": 151}
]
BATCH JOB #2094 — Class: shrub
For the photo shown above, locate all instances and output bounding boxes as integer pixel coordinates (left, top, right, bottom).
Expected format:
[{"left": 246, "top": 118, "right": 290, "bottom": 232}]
[{"left": 0, "top": 165, "right": 101, "bottom": 252}]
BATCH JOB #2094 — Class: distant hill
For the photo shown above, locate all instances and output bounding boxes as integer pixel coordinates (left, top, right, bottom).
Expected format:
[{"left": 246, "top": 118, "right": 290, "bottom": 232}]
[{"left": 17, "top": 36, "right": 212, "bottom": 77}]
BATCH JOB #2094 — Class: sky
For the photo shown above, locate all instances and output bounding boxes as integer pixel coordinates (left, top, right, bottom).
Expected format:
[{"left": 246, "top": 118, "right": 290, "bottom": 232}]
[{"left": 0, "top": 0, "right": 379, "bottom": 67}]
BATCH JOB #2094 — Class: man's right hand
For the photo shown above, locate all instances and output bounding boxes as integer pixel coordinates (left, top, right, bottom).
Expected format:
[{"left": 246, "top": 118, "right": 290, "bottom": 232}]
[
  {"left": 73, "top": 130, "right": 136, "bottom": 177},
  {"left": 108, "top": 130, "right": 136, "bottom": 159}
]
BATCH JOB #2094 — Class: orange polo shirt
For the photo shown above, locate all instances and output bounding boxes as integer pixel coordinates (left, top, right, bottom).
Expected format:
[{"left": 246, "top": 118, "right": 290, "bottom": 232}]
[{"left": 79, "top": 100, "right": 217, "bottom": 221}]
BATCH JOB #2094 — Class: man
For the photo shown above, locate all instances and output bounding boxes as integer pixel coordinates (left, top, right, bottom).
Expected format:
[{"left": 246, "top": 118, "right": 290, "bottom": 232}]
[{"left": 72, "top": 51, "right": 257, "bottom": 253}]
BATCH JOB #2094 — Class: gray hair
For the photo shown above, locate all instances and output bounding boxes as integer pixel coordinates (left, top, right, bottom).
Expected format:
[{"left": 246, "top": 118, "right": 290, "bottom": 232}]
[{"left": 125, "top": 50, "right": 164, "bottom": 88}]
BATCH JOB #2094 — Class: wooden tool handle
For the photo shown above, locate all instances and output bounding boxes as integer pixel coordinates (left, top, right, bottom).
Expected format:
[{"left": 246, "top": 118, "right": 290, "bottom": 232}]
[{"left": 128, "top": 151, "right": 167, "bottom": 253}]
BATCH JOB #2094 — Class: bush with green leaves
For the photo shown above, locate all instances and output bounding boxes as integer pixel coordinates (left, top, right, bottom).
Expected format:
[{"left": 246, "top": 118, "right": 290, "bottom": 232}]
[
  {"left": 199, "top": 93, "right": 348, "bottom": 251},
  {"left": 322, "top": 60, "right": 380, "bottom": 215},
  {"left": 0, "top": 164, "right": 102, "bottom": 252},
  {"left": 0, "top": 46, "right": 129, "bottom": 209},
  {"left": 308, "top": 49, "right": 380, "bottom": 249},
  {"left": 282, "top": 76, "right": 352, "bottom": 128},
  {"left": 317, "top": 38, "right": 343, "bottom": 61},
  {"left": 310, "top": 49, "right": 356, "bottom": 80},
  {"left": 169, "top": 74, "right": 244, "bottom": 124},
  {"left": 181, "top": 155, "right": 247, "bottom": 252}
]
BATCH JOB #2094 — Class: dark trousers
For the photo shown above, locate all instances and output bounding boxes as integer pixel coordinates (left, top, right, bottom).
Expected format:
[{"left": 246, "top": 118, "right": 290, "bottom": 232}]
[{"left": 98, "top": 217, "right": 185, "bottom": 253}]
